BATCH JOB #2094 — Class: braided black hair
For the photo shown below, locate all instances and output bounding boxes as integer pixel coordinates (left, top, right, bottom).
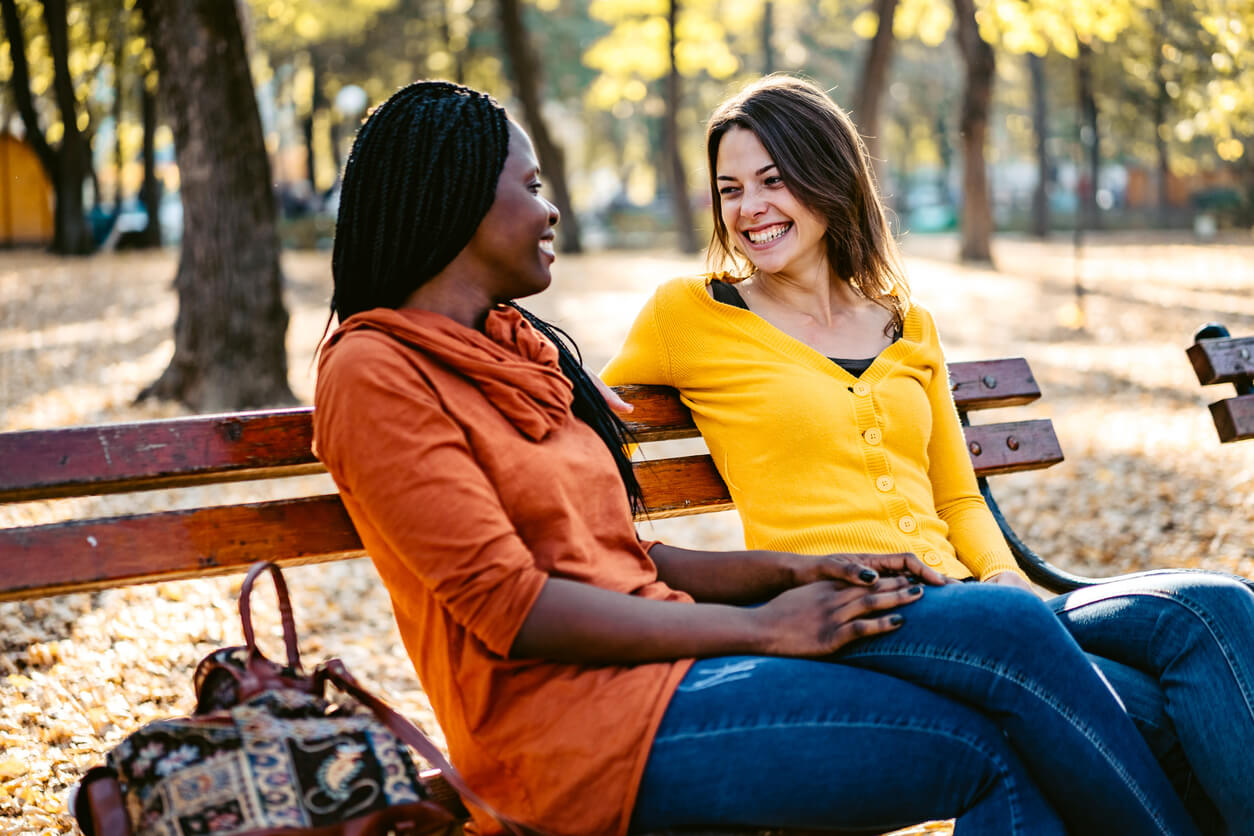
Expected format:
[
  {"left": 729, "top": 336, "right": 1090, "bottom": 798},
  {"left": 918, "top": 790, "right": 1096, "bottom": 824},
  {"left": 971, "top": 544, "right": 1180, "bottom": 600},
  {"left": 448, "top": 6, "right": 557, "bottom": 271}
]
[{"left": 331, "top": 80, "right": 644, "bottom": 512}]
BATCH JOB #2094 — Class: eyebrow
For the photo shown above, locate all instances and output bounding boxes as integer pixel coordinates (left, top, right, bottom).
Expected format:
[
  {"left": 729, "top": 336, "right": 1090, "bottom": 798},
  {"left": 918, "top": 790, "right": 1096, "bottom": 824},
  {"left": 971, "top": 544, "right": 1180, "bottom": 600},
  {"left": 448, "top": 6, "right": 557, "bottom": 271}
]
[{"left": 716, "top": 163, "right": 777, "bottom": 181}]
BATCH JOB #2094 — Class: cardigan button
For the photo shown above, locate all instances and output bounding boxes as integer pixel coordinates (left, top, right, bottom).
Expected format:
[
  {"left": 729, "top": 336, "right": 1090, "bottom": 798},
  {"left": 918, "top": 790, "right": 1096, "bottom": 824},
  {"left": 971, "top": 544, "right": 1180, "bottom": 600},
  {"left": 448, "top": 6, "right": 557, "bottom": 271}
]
[
  {"left": 921, "top": 551, "right": 942, "bottom": 566},
  {"left": 863, "top": 427, "right": 882, "bottom": 445},
  {"left": 876, "top": 475, "right": 894, "bottom": 492},
  {"left": 898, "top": 516, "right": 917, "bottom": 533},
  {"left": 853, "top": 381, "right": 871, "bottom": 397}
]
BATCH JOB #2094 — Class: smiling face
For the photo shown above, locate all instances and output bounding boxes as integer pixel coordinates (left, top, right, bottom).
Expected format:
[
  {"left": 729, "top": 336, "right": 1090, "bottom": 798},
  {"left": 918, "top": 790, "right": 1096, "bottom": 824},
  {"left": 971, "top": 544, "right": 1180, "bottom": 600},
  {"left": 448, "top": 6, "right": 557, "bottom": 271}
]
[
  {"left": 714, "top": 125, "right": 829, "bottom": 282},
  {"left": 462, "top": 121, "right": 559, "bottom": 302}
]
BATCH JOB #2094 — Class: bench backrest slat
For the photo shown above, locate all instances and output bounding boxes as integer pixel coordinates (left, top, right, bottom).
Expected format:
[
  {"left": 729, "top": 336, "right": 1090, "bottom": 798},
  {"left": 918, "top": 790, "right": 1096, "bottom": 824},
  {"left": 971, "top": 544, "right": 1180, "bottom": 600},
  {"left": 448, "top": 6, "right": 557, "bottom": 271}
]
[
  {"left": 1188, "top": 336, "right": 1254, "bottom": 385},
  {"left": 0, "top": 495, "right": 364, "bottom": 601},
  {"left": 0, "top": 356, "right": 1063, "bottom": 601},
  {"left": 0, "top": 359, "right": 1040, "bottom": 504},
  {"left": 1209, "top": 395, "right": 1254, "bottom": 443}
]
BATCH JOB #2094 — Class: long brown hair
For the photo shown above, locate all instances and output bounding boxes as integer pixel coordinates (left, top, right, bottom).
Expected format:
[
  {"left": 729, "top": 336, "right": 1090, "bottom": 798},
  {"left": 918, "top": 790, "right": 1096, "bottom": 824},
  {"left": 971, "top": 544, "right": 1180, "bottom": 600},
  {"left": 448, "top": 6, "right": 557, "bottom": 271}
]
[{"left": 705, "top": 75, "right": 910, "bottom": 326}]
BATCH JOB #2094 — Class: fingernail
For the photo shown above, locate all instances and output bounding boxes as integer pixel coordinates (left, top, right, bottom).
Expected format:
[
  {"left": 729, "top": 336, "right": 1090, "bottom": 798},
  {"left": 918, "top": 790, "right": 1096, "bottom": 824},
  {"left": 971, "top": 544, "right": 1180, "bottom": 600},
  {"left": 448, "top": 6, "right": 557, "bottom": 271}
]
[
  {"left": 889, "top": 614, "right": 905, "bottom": 626},
  {"left": 859, "top": 569, "right": 878, "bottom": 583},
  {"left": 909, "top": 585, "right": 923, "bottom": 595}
]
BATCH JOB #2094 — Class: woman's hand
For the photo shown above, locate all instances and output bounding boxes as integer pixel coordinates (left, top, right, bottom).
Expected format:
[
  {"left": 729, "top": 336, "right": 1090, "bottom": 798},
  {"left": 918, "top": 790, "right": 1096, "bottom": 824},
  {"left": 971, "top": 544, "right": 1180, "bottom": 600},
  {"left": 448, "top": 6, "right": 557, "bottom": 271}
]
[
  {"left": 590, "top": 372, "right": 634, "bottom": 414},
  {"left": 983, "top": 570, "right": 1034, "bottom": 593},
  {"left": 790, "top": 552, "right": 951, "bottom": 589},
  {"left": 753, "top": 575, "right": 923, "bottom": 656}
]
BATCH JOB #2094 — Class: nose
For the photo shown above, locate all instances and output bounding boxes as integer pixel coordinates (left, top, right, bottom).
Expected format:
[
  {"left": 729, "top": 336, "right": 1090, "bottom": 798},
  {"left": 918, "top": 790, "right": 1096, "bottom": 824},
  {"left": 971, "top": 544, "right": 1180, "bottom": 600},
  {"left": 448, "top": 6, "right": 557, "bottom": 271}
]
[
  {"left": 740, "top": 186, "right": 767, "bottom": 219},
  {"left": 547, "top": 198, "right": 560, "bottom": 227}
]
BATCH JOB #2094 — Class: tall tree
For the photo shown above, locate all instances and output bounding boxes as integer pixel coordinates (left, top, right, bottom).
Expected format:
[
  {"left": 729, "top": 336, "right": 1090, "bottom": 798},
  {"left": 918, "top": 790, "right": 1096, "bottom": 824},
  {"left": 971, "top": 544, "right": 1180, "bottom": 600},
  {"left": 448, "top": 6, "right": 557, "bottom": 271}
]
[
  {"left": 664, "top": 0, "right": 699, "bottom": 253},
  {"left": 1, "top": 0, "right": 95, "bottom": 253},
  {"left": 1028, "top": 51, "right": 1050, "bottom": 237},
  {"left": 951, "top": 0, "right": 994, "bottom": 262},
  {"left": 853, "top": 0, "right": 898, "bottom": 169},
  {"left": 137, "top": 0, "right": 294, "bottom": 410},
  {"left": 1075, "top": 39, "right": 1101, "bottom": 231},
  {"left": 496, "top": 0, "right": 582, "bottom": 253}
]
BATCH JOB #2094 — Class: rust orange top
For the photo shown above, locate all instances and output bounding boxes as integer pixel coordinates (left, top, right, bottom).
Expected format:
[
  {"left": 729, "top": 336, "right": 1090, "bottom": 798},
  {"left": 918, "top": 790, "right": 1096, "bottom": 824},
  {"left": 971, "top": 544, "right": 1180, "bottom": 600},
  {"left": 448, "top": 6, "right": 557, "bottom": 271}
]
[{"left": 313, "top": 305, "right": 692, "bottom": 836}]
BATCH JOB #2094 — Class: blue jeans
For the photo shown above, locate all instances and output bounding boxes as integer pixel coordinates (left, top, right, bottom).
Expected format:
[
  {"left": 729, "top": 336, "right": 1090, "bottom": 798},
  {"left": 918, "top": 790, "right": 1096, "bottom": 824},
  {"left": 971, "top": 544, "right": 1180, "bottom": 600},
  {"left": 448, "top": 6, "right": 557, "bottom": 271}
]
[
  {"left": 1049, "top": 570, "right": 1254, "bottom": 836},
  {"left": 632, "top": 583, "right": 1197, "bottom": 835}
]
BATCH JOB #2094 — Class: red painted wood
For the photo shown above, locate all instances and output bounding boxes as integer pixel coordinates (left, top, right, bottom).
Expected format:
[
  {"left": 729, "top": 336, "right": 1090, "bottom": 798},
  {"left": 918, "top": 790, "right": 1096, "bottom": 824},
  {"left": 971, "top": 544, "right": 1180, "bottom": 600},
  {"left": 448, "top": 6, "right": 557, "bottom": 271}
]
[
  {"left": 633, "top": 454, "right": 733, "bottom": 518},
  {"left": 0, "top": 408, "right": 320, "bottom": 502},
  {"left": 0, "top": 495, "right": 364, "bottom": 601},
  {"left": 1210, "top": 395, "right": 1254, "bottom": 443}
]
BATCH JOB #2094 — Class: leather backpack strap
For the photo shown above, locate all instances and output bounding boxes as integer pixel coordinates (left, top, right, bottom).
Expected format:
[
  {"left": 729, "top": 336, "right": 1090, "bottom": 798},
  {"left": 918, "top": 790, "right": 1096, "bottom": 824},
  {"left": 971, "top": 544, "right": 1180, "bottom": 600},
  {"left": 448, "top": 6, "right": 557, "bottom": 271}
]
[
  {"left": 239, "top": 561, "right": 303, "bottom": 671},
  {"left": 317, "top": 659, "right": 546, "bottom": 836},
  {"left": 74, "top": 767, "right": 132, "bottom": 836}
]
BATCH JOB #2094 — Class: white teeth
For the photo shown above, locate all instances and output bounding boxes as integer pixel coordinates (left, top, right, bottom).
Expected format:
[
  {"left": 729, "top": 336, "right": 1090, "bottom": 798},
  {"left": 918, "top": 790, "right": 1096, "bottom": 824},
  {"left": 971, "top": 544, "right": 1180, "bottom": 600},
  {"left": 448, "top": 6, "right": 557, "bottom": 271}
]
[
  {"left": 539, "top": 240, "right": 555, "bottom": 255},
  {"left": 746, "top": 223, "right": 790, "bottom": 244}
]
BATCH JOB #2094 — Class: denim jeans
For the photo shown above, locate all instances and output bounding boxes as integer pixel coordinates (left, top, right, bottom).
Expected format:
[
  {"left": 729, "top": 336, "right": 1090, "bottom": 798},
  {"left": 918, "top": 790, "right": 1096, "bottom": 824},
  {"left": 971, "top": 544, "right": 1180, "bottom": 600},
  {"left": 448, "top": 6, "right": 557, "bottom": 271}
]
[
  {"left": 632, "top": 583, "right": 1198, "bottom": 835},
  {"left": 1049, "top": 570, "right": 1254, "bottom": 836}
]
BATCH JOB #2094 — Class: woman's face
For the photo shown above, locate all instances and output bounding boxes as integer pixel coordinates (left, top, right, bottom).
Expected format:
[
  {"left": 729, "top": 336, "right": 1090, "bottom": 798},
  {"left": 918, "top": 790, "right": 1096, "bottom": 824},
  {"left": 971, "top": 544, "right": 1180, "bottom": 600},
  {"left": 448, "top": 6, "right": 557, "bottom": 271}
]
[
  {"left": 463, "top": 121, "right": 559, "bottom": 301},
  {"left": 715, "top": 126, "right": 828, "bottom": 281}
]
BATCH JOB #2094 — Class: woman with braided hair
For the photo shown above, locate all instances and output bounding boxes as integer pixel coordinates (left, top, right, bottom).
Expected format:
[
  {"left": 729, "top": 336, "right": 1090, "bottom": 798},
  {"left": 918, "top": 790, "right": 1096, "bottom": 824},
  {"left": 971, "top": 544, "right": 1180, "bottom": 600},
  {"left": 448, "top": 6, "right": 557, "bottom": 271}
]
[{"left": 313, "top": 80, "right": 1199, "bottom": 836}]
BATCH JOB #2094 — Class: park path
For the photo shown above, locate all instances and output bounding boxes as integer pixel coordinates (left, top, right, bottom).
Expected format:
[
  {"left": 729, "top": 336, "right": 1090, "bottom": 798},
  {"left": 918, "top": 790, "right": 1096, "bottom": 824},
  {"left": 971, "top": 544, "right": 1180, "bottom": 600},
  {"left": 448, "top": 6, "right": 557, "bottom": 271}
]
[{"left": 0, "top": 233, "right": 1251, "bottom": 832}]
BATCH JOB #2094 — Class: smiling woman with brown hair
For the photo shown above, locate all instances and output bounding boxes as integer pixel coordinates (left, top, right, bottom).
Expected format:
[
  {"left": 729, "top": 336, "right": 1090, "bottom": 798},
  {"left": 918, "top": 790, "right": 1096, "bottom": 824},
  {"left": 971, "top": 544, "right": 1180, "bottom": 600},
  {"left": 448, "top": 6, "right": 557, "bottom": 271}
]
[
  {"left": 312, "top": 79, "right": 1198, "bottom": 836},
  {"left": 604, "top": 73, "right": 1254, "bottom": 835}
]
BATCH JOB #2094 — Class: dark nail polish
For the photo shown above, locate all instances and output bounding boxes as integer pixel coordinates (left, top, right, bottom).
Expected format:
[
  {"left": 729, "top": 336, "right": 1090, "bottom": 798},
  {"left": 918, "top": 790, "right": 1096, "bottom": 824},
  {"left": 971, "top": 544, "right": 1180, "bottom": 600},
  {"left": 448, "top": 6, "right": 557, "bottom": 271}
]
[
  {"left": 909, "top": 585, "right": 923, "bottom": 595},
  {"left": 889, "top": 614, "right": 905, "bottom": 626},
  {"left": 859, "top": 569, "right": 878, "bottom": 583}
]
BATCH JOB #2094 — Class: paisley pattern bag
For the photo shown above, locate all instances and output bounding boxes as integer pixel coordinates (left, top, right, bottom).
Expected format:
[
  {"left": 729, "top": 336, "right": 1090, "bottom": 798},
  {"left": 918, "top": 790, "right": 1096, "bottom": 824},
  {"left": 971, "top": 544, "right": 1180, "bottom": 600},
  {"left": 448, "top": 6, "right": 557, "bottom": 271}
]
[{"left": 75, "top": 562, "right": 533, "bottom": 836}]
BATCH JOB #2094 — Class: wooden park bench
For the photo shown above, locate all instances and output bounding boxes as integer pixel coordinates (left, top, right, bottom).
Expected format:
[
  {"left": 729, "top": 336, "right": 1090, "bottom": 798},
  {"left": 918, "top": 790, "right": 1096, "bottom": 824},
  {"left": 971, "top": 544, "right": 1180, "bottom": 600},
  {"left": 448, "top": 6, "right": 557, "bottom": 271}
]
[
  {"left": 0, "top": 355, "right": 1110, "bottom": 835},
  {"left": 0, "top": 356, "right": 1097, "bottom": 601},
  {"left": 1188, "top": 323, "right": 1254, "bottom": 444}
]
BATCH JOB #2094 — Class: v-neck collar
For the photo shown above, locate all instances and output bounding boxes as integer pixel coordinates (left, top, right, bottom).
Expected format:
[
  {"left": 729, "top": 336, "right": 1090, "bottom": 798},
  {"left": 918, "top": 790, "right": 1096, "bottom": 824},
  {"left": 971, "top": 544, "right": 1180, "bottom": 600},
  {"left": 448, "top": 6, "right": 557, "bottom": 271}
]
[{"left": 691, "top": 274, "right": 922, "bottom": 384}]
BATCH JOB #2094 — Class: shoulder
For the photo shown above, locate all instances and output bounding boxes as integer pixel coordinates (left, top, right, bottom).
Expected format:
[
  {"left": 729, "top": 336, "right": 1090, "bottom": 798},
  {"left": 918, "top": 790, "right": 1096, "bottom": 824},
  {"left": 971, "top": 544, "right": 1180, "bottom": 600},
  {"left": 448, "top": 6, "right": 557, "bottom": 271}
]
[{"left": 902, "top": 300, "right": 940, "bottom": 345}]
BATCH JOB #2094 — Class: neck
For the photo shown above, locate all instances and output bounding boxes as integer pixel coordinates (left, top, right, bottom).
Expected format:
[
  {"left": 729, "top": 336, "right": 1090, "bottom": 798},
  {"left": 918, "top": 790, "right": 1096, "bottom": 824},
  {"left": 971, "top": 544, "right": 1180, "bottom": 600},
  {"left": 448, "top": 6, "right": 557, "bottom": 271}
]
[
  {"left": 400, "top": 269, "right": 496, "bottom": 330},
  {"left": 749, "top": 264, "right": 861, "bottom": 328}
]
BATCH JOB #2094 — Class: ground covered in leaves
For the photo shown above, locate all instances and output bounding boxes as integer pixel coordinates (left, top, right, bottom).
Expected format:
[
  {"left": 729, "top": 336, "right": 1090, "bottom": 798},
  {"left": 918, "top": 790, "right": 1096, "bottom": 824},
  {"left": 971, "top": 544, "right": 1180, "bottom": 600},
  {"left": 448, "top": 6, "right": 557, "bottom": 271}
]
[{"left": 1, "top": 233, "right": 1251, "bottom": 833}]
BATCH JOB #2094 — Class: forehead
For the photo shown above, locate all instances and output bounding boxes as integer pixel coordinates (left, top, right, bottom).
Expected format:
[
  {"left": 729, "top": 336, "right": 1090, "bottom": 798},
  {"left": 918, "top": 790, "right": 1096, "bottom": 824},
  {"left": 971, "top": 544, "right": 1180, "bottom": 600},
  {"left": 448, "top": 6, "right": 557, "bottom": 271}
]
[
  {"left": 505, "top": 121, "right": 538, "bottom": 172},
  {"left": 716, "top": 126, "right": 772, "bottom": 173}
]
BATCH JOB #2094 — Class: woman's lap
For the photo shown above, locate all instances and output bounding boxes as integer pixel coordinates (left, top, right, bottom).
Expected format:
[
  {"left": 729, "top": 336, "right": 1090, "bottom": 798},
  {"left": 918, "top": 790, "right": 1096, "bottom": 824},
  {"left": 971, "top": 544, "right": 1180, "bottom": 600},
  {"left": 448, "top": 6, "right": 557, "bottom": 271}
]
[
  {"left": 1048, "top": 569, "right": 1254, "bottom": 833},
  {"left": 634, "top": 583, "right": 1199, "bottom": 835},
  {"left": 630, "top": 655, "right": 1062, "bottom": 835}
]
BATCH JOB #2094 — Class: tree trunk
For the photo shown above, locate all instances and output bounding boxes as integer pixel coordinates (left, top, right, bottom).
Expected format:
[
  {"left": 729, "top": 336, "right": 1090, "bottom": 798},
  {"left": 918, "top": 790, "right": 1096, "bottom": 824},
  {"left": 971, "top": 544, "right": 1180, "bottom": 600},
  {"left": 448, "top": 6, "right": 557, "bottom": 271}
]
[
  {"left": 0, "top": 0, "right": 56, "bottom": 181},
  {"left": 1028, "top": 52, "right": 1050, "bottom": 238},
  {"left": 952, "top": 0, "right": 994, "bottom": 263},
  {"left": 42, "top": 0, "right": 96, "bottom": 254},
  {"left": 496, "top": 0, "right": 582, "bottom": 253},
  {"left": 853, "top": 0, "right": 898, "bottom": 172},
  {"left": 665, "top": 0, "right": 700, "bottom": 254},
  {"left": 1152, "top": 4, "right": 1170, "bottom": 226},
  {"left": 761, "top": 0, "right": 775, "bottom": 74},
  {"left": 138, "top": 76, "right": 162, "bottom": 247},
  {"left": 137, "top": 0, "right": 294, "bottom": 410},
  {"left": 1075, "top": 40, "right": 1101, "bottom": 231}
]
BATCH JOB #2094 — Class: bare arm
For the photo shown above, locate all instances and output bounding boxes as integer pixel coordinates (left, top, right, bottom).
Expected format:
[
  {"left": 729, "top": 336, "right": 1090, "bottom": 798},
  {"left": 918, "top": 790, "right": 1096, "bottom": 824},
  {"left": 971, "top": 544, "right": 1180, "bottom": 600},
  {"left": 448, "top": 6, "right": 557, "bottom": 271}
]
[
  {"left": 510, "top": 574, "right": 924, "bottom": 664},
  {"left": 647, "top": 543, "right": 950, "bottom": 604}
]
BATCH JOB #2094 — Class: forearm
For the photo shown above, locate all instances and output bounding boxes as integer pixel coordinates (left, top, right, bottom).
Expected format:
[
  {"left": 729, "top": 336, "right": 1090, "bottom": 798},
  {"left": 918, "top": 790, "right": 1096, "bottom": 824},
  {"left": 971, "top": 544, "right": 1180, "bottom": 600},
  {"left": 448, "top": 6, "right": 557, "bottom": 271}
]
[
  {"left": 510, "top": 576, "right": 765, "bottom": 663},
  {"left": 648, "top": 543, "right": 797, "bottom": 603}
]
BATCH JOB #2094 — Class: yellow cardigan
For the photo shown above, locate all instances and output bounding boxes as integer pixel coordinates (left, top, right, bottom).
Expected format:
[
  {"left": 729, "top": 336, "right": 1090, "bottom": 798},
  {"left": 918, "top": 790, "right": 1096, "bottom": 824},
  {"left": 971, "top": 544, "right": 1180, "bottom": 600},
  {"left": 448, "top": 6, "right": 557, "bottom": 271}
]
[{"left": 602, "top": 274, "right": 1024, "bottom": 581}]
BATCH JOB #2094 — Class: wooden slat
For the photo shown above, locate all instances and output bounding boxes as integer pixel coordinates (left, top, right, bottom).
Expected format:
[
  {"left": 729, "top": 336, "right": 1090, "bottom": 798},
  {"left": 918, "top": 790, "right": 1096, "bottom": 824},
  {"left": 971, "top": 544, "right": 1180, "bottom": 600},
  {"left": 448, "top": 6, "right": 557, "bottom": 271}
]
[
  {"left": 1188, "top": 336, "right": 1254, "bottom": 385},
  {"left": 0, "top": 495, "right": 364, "bottom": 602},
  {"left": 0, "top": 408, "right": 321, "bottom": 503},
  {"left": 962, "top": 419, "right": 1063, "bottom": 476},
  {"left": 948, "top": 358, "right": 1041, "bottom": 410},
  {"left": 633, "top": 454, "right": 734, "bottom": 518},
  {"left": 1210, "top": 395, "right": 1254, "bottom": 443},
  {"left": 0, "top": 358, "right": 1050, "bottom": 506},
  {"left": 617, "top": 385, "right": 700, "bottom": 442}
]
